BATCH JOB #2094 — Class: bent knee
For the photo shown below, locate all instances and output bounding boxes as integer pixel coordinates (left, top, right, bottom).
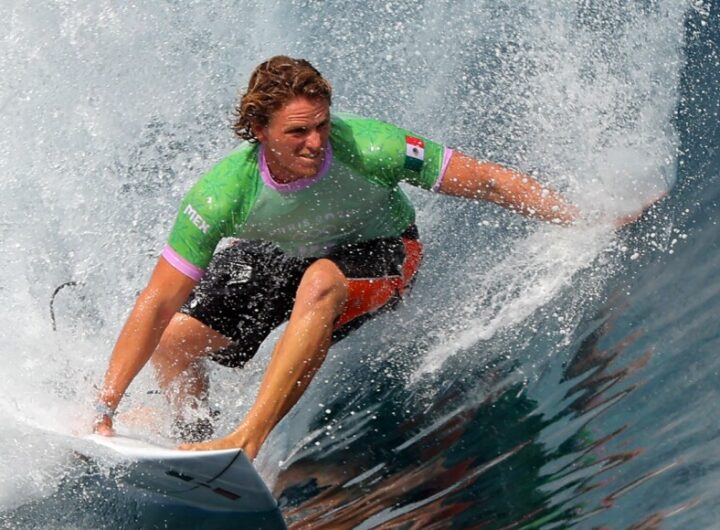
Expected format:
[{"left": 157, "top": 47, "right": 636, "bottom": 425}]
[{"left": 296, "top": 259, "right": 348, "bottom": 314}]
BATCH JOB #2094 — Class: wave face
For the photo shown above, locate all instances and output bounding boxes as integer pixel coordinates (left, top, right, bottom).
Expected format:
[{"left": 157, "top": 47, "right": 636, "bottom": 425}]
[{"left": 1, "top": 1, "right": 718, "bottom": 528}]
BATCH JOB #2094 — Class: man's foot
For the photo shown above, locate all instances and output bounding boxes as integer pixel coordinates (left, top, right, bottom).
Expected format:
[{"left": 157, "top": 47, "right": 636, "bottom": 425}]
[{"left": 178, "top": 430, "right": 261, "bottom": 461}]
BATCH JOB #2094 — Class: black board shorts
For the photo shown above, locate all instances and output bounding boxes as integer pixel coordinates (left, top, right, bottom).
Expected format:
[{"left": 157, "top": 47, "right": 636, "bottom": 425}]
[{"left": 180, "top": 226, "right": 422, "bottom": 368}]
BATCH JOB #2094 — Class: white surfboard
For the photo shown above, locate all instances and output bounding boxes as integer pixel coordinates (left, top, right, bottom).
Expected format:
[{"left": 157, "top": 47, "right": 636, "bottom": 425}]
[{"left": 77, "top": 433, "right": 278, "bottom": 513}]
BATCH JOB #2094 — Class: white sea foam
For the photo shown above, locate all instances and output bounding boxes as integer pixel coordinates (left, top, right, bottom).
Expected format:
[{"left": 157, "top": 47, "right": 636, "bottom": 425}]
[{"left": 406, "top": 1, "right": 685, "bottom": 381}]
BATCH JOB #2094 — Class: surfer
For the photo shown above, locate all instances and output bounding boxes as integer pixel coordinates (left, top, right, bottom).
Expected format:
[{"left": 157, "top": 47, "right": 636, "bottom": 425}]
[{"left": 94, "top": 55, "right": 582, "bottom": 459}]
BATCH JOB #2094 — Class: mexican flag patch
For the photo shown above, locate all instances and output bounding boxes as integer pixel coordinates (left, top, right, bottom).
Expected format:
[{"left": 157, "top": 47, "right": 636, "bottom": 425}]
[{"left": 404, "top": 135, "right": 425, "bottom": 171}]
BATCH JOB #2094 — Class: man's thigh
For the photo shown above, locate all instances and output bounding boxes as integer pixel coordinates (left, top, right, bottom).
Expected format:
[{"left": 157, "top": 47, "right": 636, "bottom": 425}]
[{"left": 179, "top": 240, "right": 307, "bottom": 367}]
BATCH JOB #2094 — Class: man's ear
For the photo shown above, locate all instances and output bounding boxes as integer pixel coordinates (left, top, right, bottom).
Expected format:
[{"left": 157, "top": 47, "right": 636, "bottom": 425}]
[{"left": 251, "top": 122, "right": 267, "bottom": 143}]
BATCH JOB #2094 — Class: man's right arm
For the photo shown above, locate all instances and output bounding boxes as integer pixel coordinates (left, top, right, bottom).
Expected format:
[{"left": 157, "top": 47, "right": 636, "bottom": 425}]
[
  {"left": 94, "top": 151, "right": 249, "bottom": 433},
  {"left": 94, "top": 257, "right": 197, "bottom": 435}
]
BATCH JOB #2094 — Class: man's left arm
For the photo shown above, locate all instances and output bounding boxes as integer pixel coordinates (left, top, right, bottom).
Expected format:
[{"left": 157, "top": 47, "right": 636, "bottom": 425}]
[{"left": 437, "top": 151, "right": 579, "bottom": 225}]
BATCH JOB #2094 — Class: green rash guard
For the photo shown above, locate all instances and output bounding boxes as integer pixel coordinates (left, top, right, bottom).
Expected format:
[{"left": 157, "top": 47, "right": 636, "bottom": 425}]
[{"left": 162, "top": 112, "right": 454, "bottom": 281}]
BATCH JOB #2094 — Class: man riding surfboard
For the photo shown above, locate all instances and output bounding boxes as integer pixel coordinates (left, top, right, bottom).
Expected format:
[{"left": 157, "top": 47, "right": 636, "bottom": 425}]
[{"left": 95, "top": 55, "right": 585, "bottom": 460}]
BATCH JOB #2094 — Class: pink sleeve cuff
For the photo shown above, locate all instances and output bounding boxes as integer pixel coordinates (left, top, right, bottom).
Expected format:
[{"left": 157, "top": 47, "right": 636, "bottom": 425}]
[
  {"left": 432, "top": 147, "right": 455, "bottom": 192},
  {"left": 161, "top": 245, "right": 205, "bottom": 281}
]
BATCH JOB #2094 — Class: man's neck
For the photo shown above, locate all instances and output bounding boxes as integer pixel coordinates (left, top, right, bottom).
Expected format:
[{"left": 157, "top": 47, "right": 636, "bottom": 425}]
[{"left": 267, "top": 162, "right": 302, "bottom": 184}]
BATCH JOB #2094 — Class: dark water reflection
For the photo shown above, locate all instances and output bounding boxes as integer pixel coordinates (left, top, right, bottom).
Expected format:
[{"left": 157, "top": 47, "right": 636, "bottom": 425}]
[{"left": 274, "top": 289, "right": 694, "bottom": 529}]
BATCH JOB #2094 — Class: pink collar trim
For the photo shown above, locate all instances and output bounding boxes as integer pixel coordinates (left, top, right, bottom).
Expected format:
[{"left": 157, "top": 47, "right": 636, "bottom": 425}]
[{"left": 258, "top": 143, "right": 333, "bottom": 193}]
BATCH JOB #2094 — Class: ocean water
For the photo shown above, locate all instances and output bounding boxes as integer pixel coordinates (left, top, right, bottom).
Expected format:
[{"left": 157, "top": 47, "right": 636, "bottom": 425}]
[{"left": 1, "top": 1, "right": 718, "bottom": 528}]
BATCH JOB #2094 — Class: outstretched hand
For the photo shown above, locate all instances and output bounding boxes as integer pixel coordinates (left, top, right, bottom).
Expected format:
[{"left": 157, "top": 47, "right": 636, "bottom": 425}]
[{"left": 613, "top": 192, "right": 667, "bottom": 229}]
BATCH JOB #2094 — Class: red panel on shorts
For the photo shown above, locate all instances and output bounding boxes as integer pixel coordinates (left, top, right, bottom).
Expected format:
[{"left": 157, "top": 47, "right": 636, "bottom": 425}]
[{"left": 334, "top": 237, "right": 423, "bottom": 328}]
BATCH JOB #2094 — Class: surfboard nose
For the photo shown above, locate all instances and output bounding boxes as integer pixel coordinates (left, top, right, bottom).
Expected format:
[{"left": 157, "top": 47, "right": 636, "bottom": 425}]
[{"left": 82, "top": 434, "right": 277, "bottom": 512}]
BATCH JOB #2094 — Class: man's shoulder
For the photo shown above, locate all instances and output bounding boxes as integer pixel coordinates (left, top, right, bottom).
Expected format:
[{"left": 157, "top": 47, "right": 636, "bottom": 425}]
[
  {"left": 330, "top": 112, "right": 403, "bottom": 155},
  {"left": 331, "top": 112, "right": 392, "bottom": 134},
  {"left": 329, "top": 111, "right": 448, "bottom": 191},
  {"left": 199, "top": 142, "right": 260, "bottom": 186},
  {"left": 187, "top": 142, "right": 261, "bottom": 209},
  {"left": 218, "top": 141, "right": 261, "bottom": 172}
]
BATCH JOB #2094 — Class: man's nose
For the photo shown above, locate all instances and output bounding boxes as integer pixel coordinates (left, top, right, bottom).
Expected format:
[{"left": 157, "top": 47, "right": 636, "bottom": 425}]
[{"left": 305, "top": 128, "right": 323, "bottom": 151}]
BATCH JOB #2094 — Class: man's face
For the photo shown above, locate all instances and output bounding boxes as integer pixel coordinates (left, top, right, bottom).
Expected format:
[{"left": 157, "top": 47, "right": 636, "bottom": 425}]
[{"left": 254, "top": 96, "right": 331, "bottom": 182}]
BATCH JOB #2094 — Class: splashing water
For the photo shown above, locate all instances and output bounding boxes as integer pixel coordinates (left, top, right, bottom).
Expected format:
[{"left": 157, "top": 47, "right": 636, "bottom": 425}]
[{"left": 2, "top": 1, "right": 707, "bottom": 528}]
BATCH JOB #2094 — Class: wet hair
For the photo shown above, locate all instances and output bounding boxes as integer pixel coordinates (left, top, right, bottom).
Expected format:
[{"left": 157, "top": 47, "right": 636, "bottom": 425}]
[{"left": 233, "top": 56, "right": 332, "bottom": 142}]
